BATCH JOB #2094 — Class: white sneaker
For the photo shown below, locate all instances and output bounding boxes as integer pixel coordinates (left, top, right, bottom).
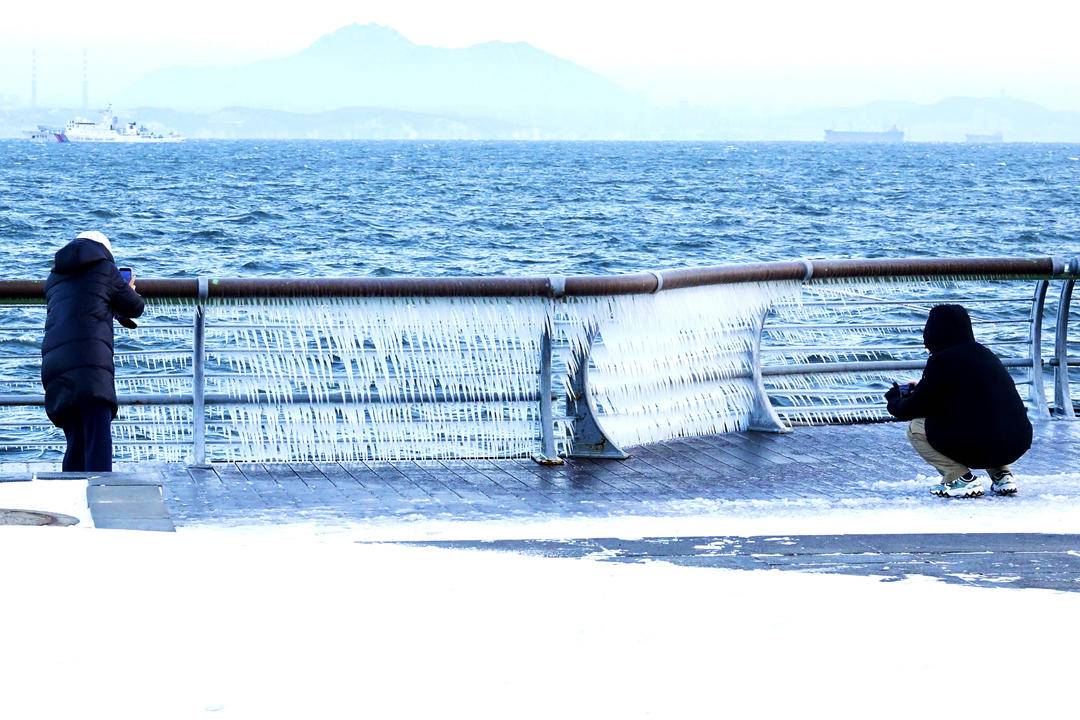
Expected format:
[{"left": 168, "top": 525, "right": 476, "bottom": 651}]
[
  {"left": 991, "top": 472, "right": 1018, "bottom": 496},
  {"left": 930, "top": 475, "right": 984, "bottom": 498}
]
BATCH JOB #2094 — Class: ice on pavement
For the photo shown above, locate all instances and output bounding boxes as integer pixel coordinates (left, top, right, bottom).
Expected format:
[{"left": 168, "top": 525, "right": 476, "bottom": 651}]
[{"left": 181, "top": 471, "right": 1080, "bottom": 543}]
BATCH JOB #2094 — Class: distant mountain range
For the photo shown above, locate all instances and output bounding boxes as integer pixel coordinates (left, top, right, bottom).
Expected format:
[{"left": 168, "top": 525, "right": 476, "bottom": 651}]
[
  {"left": 112, "top": 24, "right": 1080, "bottom": 140},
  {"left": 5, "top": 25, "right": 1080, "bottom": 140},
  {"left": 118, "top": 23, "right": 643, "bottom": 134}
]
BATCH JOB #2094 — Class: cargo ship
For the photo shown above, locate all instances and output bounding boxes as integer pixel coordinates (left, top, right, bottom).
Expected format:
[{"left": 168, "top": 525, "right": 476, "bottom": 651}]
[
  {"left": 56, "top": 105, "right": 183, "bottom": 143},
  {"left": 824, "top": 127, "right": 904, "bottom": 143}
]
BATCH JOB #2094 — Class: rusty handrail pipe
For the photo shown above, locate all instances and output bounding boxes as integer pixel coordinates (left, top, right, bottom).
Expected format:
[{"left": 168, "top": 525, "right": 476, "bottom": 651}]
[{"left": 0, "top": 256, "right": 1070, "bottom": 300}]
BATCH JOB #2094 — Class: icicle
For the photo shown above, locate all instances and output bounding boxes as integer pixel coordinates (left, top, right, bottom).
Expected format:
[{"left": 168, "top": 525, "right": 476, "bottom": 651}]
[
  {"left": 557, "top": 282, "right": 799, "bottom": 448},
  {"left": 193, "top": 295, "right": 549, "bottom": 462}
]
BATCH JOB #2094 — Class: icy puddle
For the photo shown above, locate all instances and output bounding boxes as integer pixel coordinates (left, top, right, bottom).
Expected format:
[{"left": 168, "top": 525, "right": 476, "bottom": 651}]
[{"left": 399, "top": 532, "right": 1080, "bottom": 592}]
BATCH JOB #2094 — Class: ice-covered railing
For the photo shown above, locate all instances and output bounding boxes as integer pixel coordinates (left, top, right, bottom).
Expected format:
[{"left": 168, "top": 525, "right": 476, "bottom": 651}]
[{"left": 0, "top": 256, "right": 1076, "bottom": 464}]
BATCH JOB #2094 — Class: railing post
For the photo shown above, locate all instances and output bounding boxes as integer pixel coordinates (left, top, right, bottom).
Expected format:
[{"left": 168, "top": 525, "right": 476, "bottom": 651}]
[
  {"left": 190, "top": 277, "right": 209, "bottom": 466},
  {"left": 1053, "top": 259, "right": 1077, "bottom": 418},
  {"left": 1028, "top": 280, "right": 1050, "bottom": 419},
  {"left": 533, "top": 320, "right": 563, "bottom": 465},
  {"left": 533, "top": 278, "right": 565, "bottom": 465}
]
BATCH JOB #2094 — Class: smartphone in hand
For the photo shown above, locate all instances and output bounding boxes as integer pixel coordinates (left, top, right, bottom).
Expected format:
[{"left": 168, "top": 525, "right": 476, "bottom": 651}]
[{"left": 119, "top": 266, "right": 133, "bottom": 284}]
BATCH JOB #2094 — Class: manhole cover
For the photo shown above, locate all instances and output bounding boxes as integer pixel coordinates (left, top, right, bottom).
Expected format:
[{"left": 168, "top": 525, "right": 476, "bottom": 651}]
[{"left": 0, "top": 509, "right": 79, "bottom": 526}]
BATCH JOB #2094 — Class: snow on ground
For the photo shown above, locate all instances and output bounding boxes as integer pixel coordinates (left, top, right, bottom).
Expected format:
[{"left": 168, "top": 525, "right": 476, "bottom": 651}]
[
  {"left": 0, "top": 477, "right": 91, "bottom": 526},
  {"left": 2, "top": 520, "right": 1079, "bottom": 719},
  {"left": 3, "top": 471, "right": 1080, "bottom": 718}
]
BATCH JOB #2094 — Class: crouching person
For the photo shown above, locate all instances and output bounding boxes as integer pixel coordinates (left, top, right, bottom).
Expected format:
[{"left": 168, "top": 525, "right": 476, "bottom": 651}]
[
  {"left": 885, "top": 304, "right": 1032, "bottom": 498},
  {"left": 41, "top": 231, "right": 144, "bottom": 472}
]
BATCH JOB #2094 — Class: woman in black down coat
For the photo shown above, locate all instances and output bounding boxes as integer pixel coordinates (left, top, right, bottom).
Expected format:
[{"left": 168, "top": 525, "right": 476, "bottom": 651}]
[
  {"left": 885, "top": 304, "right": 1032, "bottom": 498},
  {"left": 41, "top": 231, "right": 145, "bottom": 471}
]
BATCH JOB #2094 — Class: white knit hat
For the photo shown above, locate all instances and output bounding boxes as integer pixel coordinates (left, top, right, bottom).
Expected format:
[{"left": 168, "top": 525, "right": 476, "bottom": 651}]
[{"left": 75, "top": 230, "right": 113, "bottom": 255}]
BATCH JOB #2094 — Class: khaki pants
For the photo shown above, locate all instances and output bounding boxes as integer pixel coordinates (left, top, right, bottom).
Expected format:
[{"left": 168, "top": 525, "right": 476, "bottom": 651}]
[{"left": 907, "top": 418, "right": 1012, "bottom": 483}]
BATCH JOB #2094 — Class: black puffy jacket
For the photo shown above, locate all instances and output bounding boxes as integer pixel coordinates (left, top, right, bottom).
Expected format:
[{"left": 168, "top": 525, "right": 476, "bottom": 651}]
[
  {"left": 885, "top": 304, "right": 1032, "bottom": 469},
  {"left": 40, "top": 238, "right": 145, "bottom": 426}
]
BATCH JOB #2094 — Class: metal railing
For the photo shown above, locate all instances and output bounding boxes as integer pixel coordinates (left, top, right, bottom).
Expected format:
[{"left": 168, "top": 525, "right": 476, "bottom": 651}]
[{"left": 0, "top": 255, "right": 1076, "bottom": 464}]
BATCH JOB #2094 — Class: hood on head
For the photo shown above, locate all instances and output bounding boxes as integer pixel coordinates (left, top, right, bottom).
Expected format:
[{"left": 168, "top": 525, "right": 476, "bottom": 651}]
[
  {"left": 52, "top": 236, "right": 114, "bottom": 275},
  {"left": 923, "top": 304, "right": 975, "bottom": 353}
]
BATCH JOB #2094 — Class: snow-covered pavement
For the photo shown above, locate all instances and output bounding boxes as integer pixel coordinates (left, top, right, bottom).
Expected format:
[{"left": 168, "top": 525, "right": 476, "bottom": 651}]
[
  {"left": 2, "top": 522, "right": 1078, "bottom": 719},
  {"left": 3, "top": 421, "right": 1080, "bottom": 718}
]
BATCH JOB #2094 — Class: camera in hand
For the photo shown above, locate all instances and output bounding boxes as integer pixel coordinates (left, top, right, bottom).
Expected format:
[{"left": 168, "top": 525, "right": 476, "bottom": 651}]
[
  {"left": 892, "top": 381, "right": 914, "bottom": 398},
  {"left": 116, "top": 266, "right": 138, "bottom": 328}
]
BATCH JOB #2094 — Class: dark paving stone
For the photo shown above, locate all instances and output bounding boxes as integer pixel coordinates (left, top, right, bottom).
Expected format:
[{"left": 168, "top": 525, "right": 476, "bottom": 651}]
[
  {"left": 861, "top": 533, "right": 1080, "bottom": 554},
  {"left": 86, "top": 477, "right": 175, "bottom": 532}
]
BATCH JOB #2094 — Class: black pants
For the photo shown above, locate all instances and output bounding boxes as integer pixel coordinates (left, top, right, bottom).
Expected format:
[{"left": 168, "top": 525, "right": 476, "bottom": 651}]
[{"left": 61, "top": 402, "right": 113, "bottom": 472}]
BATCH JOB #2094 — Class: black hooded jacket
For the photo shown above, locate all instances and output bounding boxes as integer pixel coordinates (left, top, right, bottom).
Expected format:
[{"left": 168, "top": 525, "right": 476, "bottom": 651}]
[
  {"left": 40, "top": 237, "right": 145, "bottom": 426},
  {"left": 885, "top": 304, "right": 1032, "bottom": 468}
]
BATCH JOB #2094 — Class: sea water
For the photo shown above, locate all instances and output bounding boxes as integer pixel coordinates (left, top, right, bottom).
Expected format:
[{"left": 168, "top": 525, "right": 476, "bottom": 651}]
[{"left": 3, "top": 140, "right": 1079, "bottom": 279}]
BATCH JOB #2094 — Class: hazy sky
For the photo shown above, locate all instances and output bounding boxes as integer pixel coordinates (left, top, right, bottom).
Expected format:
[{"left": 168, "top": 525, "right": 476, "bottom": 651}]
[{"left": 3, "top": 0, "right": 1079, "bottom": 110}]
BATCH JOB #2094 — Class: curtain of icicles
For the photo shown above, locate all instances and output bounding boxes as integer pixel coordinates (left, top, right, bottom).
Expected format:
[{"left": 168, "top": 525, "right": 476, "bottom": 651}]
[
  {"left": 202, "top": 296, "right": 549, "bottom": 462},
  {"left": 0, "top": 276, "right": 1046, "bottom": 464},
  {"left": 0, "top": 303, "right": 72, "bottom": 463},
  {"left": 111, "top": 300, "right": 195, "bottom": 462},
  {"left": 0, "top": 300, "right": 197, "bottom": 463},
  {"left": 760, "top": 278, "right": 1041, "bottom": 426},
  {"left": 562, "top": 282, "right": 800, "bottom": 448}
]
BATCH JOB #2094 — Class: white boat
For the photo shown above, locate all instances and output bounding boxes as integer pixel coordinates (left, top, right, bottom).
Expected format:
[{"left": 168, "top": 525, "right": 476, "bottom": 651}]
[
  {"left": 23, "top": 125, "right": 60, "bottom": 142},
  {"left": 58, "top": 105, "right": 184, "bottom": 143}
]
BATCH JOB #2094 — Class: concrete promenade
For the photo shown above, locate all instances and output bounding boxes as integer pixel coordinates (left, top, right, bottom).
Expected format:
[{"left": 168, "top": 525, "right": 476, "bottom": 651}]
[
  {"left": 161, "top": 421, "right": 1080, "bottom": 526},
  {"left": 158, "top": 419, "right": 1080, "bottom": 592},
  {"left": 4, "top": 420, "right": 1079, "bottom": 591}
]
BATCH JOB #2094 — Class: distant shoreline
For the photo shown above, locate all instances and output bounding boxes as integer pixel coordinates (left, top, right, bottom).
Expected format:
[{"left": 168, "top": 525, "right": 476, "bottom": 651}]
[{"left": 5, "top": 93, "right": 1080, "bottom": 143}]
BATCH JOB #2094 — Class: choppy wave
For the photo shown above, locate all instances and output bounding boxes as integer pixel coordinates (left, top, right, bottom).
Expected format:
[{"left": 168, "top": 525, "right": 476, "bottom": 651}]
[
  {"left": 186, "top": 229, "right": 228, "bottom": 241},
  {"left": 222, "top": 210, "right": 287, "bottom": 224},
  {"left": 0, "top": 216, "right": 36, "bottom": 235}
]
